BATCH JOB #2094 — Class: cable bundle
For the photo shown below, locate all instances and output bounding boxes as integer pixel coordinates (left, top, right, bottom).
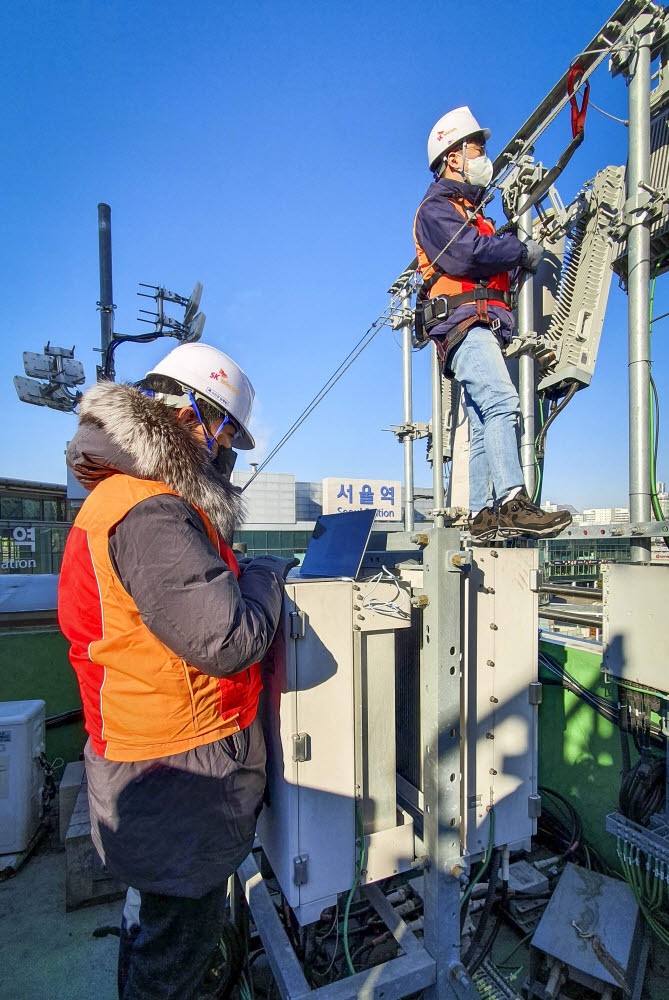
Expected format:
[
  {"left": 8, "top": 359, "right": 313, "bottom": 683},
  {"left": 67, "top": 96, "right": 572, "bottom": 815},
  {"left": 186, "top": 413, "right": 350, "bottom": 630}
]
[
  {"left": 618, "top": 839, "right": 669, "bottom": 948},
  {"left": 619, "top": 753, "right": 666, "bottom": 826},
  {"left": 539, "top": 650, "right": 666, "bottom": 748}
]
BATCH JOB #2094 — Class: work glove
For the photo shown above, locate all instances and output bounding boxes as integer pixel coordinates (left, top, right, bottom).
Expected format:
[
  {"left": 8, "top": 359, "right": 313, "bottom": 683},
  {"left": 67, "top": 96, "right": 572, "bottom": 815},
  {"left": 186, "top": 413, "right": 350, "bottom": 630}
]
[
  {"left": 247, "top": 554, "right": 300, "bottom": 580},
  {"left": 521, "top": 239, "right": 544, "bottom": 274}
]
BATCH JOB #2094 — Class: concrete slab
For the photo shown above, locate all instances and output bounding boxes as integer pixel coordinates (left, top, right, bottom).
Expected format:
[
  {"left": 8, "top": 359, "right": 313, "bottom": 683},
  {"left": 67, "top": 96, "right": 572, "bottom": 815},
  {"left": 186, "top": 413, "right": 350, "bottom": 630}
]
[{"left": 0, "top": 822, "right": 121, "bottom": 1000}]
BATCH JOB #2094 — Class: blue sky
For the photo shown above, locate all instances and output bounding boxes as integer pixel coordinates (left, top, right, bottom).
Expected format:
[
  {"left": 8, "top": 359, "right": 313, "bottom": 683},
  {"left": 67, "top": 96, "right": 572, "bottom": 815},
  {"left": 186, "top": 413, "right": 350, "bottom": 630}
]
[{"left": 2, "top": 0, "right": 667, "bottom": 511}]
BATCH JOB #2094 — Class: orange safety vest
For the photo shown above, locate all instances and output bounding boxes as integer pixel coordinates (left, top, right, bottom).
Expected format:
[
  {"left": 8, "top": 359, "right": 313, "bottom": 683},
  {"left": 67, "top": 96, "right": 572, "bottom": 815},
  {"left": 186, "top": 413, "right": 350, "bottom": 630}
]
[
  {"left": 413, "top": 197, "right": 512, "bottom": 323},
  {"left": 58, "top": 474, "right": 261, "bottom": 762}
]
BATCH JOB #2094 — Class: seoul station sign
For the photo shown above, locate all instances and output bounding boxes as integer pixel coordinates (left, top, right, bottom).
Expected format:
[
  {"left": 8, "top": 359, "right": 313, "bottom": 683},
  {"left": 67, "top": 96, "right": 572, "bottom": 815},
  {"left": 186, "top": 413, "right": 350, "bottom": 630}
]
[{"left": 322, "top": 478, "right": 402, "bottom": 521}]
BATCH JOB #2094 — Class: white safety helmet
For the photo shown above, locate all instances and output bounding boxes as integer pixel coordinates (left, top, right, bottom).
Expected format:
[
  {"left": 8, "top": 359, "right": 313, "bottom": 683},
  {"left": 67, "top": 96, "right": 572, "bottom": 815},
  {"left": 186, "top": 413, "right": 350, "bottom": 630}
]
[
  {"left": 427, "top": 106, "right": 491, "bottom": 173},
  {"left": 146, "top": 343, "right": 256, "bottom": 450}
]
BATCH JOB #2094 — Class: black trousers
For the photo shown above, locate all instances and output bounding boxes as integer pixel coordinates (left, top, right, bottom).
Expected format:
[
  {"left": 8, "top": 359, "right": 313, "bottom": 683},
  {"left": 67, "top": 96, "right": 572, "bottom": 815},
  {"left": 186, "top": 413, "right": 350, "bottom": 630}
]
[{"left": 118, "top": 883, "right": 228, "bottom": 999}]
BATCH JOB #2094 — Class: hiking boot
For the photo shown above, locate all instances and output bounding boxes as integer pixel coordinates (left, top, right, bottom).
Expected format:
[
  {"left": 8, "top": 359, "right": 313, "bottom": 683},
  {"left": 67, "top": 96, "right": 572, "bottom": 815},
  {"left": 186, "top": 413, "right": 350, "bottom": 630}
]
[
  {"left": 497, "top": 491, "right": 572, "bottom": 538},
  {"left": 468, "top": 506, "right": 499, "bottom": 543}
]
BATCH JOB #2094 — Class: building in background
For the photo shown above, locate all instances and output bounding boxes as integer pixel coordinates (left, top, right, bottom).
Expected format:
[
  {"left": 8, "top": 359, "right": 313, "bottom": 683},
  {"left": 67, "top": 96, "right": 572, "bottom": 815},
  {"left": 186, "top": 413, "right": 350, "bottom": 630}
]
[
  {"left": 582, "top": 507, "right": 630, "bottom": 524},
  {"left": 656, "top": 481, "right": 669, "bottom": 518},
  {"left": 230, "top": 472, "right": 415, "bottom": 558},
  {"left": 0, "top": 478, "right": 76, "bottom": 574},
  {"left": 4, "top": 473, "right": 667, "bottom": 574}
]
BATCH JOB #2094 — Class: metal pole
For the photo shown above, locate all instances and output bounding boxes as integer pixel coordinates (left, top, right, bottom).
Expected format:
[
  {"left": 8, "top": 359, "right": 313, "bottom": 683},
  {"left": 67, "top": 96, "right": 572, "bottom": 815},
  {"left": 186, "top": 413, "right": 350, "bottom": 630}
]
[
  {"left": 517, "top": 206, "right": 536, "bottom": 499},
  {"left": 97, "top": 203, "right": 114, "bottom": 382},
  {"left": 401, "top": 287, "right": 415, "bottom": 532},
  {"left": 431, "top": 342, "right": 445, "bottom": 528},
  {"left": 626, "top": 28, "right": 653, "bottom": 563},
  {"left": 421, "top": 527, "right": 477, "bottom": 1000}
]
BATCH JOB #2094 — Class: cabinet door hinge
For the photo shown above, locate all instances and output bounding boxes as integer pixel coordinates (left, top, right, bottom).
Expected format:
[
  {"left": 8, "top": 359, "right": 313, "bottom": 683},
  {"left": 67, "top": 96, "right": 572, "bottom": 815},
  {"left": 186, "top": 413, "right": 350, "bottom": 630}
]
[
  {"left": 293, "top": 854, "right": 309, "bottom": 885},
  {"left": 289, "top": 610, "right": 306, "bottom": 639}
]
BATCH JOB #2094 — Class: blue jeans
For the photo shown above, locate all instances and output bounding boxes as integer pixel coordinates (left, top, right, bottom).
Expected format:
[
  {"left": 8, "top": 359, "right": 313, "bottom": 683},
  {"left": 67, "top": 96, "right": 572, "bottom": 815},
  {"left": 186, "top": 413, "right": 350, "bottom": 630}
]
[{"left": 449, "top": 325, "right": 524, "bottom": 514}]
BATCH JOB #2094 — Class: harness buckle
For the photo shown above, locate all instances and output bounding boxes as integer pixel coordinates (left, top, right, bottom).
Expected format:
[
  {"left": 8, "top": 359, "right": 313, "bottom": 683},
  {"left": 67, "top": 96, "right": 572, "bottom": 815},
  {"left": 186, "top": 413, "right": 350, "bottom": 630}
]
[{"left": 490, "top": 317, "right": 501, "bottom": 333}]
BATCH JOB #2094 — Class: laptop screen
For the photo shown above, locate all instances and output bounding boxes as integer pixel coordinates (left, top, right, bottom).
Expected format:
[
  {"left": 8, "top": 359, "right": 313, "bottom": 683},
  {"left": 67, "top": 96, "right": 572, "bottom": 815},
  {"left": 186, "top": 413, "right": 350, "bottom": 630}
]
[{"left": 298, "top": 509, "right": 376, "bottom": 579}]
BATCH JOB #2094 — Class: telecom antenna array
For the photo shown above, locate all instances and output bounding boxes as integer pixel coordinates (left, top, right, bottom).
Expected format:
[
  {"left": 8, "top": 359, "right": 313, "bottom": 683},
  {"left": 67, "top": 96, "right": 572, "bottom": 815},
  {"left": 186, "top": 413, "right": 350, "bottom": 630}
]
[
  {"left": 136, "top": 280, "right": 206, "bottom": 343},
  {"left": 13, "top": 343, "right": 85, "bottom": 413},
  {"left": 14, "top": 205, "right": 208, "bottom": 402}
]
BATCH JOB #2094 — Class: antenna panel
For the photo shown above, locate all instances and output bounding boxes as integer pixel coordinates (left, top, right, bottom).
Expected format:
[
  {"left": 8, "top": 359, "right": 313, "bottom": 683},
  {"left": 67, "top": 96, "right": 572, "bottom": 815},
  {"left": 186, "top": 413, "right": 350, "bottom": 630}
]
[
  {"left": 23, "top": 352, "right": 85, "bottom": 385},
  {"left": 13, "top": 376, "right": 78, "bottom": 412},
  {"left": 184, "top": 282, "right": 203, "bottom": 324},
  {"left": 538, "top": 165, "right": 626, "bottom": 396}
]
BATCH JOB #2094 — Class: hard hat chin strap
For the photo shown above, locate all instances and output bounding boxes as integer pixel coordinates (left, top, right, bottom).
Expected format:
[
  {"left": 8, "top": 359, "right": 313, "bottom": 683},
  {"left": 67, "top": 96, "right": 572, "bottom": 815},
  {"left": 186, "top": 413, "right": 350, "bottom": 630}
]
[
  {"left": 186, "top": 391, "right": 231, "bottom": 455},
  {"left": 457, "top": 140, "right": 468, "bottom": 184}
]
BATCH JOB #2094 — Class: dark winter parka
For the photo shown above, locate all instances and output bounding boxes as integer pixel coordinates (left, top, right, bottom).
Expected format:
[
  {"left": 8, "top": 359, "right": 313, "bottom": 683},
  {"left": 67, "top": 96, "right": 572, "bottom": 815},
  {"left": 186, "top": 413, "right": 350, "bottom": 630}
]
[{"left": 58, "top": 382, "right": 284, "bottom": 896}]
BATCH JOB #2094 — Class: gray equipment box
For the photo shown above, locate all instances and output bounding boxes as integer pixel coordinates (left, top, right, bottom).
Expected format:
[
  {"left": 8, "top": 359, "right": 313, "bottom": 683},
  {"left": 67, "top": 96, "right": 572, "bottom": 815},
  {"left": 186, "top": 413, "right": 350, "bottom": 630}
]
[
  {"left": 601, "top": 563, "right": 669, "bottom": 693},
  {"left": 258, "top": 578, "right": 413, "bottom": 925}
]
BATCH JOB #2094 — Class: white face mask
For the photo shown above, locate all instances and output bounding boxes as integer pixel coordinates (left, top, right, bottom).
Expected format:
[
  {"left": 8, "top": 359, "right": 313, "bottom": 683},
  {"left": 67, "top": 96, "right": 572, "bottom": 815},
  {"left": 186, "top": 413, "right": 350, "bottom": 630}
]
[{"left": 464, "top": 154, "right": 494, "bottom": 188}]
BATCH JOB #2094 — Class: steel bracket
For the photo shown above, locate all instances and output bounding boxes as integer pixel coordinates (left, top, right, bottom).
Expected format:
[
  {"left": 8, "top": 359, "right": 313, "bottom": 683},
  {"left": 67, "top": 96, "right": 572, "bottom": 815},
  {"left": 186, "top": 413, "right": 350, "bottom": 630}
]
[
  {"left": 611, "top": 185, "right": 669, "bottom": 240},
  {"left": 388, "top": 421, "right": 430, "bottom": 443},
  {"left": 390, "top": 307, "right": 414, "bottom": 330},
  {"left": 503, "top": 330, "right": 540, "bottom": 359},
  {"left": 500, "top": 155, "right": 544, "bottom": 221}
]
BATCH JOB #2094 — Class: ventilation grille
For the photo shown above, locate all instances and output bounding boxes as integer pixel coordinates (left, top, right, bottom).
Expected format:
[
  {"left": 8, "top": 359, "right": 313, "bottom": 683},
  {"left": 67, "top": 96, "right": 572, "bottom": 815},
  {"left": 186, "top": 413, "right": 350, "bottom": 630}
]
[
  {"left": 613, "top": 104, "right": 669, "bottom": 280},
  {"left": 538, "top": 165, "right": 626, "bottom": 396},
  {"left": 395, "top": 606, "right": 422, "bottom": 789}
]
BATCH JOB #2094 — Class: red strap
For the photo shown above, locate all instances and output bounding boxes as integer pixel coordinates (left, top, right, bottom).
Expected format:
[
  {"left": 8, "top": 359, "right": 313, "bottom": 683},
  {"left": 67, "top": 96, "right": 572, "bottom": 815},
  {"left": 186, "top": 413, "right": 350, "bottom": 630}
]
[{"left": 567, "top": 64, "right": 590, "bottom": 138}]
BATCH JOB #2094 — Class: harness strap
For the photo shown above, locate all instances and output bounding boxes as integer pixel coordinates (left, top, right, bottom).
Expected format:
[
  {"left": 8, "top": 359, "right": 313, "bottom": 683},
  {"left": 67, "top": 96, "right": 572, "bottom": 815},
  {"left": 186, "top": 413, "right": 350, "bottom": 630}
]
[{"left": 446, "top": 287, "right": 513, "bottom": 309}]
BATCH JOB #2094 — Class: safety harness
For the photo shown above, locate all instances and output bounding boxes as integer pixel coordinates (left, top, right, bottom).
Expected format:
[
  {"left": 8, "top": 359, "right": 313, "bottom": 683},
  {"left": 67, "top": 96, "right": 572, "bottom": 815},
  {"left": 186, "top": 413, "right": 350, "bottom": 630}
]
[{"left": 413, "top": 196, "right": 516, "bottom": 369}]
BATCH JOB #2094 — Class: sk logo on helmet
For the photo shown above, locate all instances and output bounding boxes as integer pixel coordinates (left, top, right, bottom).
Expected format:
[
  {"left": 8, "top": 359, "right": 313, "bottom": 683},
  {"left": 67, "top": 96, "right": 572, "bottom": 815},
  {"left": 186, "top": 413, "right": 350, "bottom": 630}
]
[{"left": 209, "top": 368, "right": 239, "bottom": 395}]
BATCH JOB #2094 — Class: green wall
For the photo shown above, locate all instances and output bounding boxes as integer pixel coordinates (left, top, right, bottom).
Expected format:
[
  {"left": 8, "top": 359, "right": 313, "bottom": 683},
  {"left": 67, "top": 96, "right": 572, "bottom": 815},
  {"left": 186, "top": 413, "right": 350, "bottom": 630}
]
[
  {"left": 0, "top": 628, "right": 85, "bottom": 773},
  {"left": 537, "top": 637, "right": 625, "bottom": 873}
]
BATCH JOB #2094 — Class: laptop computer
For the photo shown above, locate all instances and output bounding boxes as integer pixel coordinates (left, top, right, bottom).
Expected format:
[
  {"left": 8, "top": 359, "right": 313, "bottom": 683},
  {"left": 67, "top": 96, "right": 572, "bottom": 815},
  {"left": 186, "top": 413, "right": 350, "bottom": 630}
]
[{"left": 295, "top": 509, "right": 376, "bottom": 580}]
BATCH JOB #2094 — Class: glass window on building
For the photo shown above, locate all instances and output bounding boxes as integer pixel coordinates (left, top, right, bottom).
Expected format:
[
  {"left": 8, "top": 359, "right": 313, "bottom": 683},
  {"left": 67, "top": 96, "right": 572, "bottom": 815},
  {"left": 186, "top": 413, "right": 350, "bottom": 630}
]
[
  {"left": 22, "top": 498, "right": 41, "bottom": 520},
  {"left": 43, "top": 500, "right": 58, "bottom": 522},
  {"left": 0, "top": 497, "right": 22, "bottom": 519}
]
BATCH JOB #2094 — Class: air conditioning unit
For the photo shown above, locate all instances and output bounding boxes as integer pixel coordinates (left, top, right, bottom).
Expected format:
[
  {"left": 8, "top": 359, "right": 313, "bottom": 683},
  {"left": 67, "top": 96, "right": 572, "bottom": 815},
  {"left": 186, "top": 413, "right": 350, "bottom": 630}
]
[{"left": 0, "top": 700, "right": 45, "bottom": 854}]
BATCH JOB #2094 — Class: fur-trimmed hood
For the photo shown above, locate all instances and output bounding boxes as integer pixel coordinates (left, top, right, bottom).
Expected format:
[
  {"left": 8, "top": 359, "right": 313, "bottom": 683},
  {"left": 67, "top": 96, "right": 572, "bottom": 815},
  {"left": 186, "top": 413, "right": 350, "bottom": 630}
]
[{"left": 67, "top": 382, "right": 244, "bottom": 541}]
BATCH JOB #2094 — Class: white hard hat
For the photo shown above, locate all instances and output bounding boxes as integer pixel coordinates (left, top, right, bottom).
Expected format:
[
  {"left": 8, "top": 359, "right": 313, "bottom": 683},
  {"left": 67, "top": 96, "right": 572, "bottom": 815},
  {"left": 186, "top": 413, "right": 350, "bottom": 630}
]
[
  {"left": 427, "top": 106, "right": 491, "bottom": 172},
  {"left": 146, "top": 343, "right": 256, "bottom": 450}
]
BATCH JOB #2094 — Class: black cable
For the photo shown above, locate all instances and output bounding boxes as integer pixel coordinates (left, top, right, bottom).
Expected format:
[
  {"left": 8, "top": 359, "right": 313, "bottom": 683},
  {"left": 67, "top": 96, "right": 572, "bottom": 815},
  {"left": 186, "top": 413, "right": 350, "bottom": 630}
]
[
  {"left": 535, "top": 383, "right": 579, "bottom": 460},
  {"left": 463, "top": 848, "right": 501, "bottom": 970},
  {"left": 469, "top": 876, "right": 509, "bottom": 975},
  {"left": 539, "top": 655, "right": 620, "bottom": 724},
  {"left": 619, "top": 751, "right": 666, "bottom": 826},
  {"left": 542, "top": 788, "right": 579, "bottom": 845},
  {"left": 539, "top": 652, "right": 666, "bottom": 746},
  {"left": 46, "top": 708, "right": 84, "bottom": 729},
  {"left": 103, "top": 332, "right": 162, "bottom": 379}
]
